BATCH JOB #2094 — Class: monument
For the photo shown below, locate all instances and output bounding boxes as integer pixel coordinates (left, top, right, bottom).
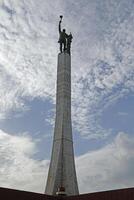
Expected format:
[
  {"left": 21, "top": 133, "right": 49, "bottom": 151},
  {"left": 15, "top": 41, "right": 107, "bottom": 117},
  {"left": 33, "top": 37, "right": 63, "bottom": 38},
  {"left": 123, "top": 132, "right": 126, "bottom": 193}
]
[
  {"left": 0, "top": 15, "right": 134, "bottom": 200},
  {"left": 45, "top": 16, "right": 79, "bottom": 196}
]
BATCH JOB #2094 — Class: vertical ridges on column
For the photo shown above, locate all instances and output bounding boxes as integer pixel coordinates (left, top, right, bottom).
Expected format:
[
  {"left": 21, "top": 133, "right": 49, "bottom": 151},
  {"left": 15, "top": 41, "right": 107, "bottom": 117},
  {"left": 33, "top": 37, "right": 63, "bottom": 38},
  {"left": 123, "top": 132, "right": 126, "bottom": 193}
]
[{"left": 45, "top": 52, "right": 79, "bottom": 196}]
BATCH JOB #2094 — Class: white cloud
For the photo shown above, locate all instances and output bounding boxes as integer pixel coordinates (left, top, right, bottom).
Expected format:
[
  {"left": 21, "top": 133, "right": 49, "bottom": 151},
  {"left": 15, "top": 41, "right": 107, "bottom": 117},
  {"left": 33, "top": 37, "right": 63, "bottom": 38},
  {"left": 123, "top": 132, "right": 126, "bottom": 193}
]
[
  {"left": 71, "top": 0, "right": 134, "bottom": 138},
  {"left": 0, "top": 129, "right": 49, "bottom": 193},
  {"left": 0, "top": 130, "right": 134, "bottom": 194},
  {"left": 76, "top": 132, "right": 134, "bottom": 193},
  {"left": 0, "top": 0, "right": 134, "bottom": 138},
  {"left": 0, "top": 0, "right": 59, "bottom": 119},
  {"left": 117, "top": 112, "right": 128, "bottom": 116}
]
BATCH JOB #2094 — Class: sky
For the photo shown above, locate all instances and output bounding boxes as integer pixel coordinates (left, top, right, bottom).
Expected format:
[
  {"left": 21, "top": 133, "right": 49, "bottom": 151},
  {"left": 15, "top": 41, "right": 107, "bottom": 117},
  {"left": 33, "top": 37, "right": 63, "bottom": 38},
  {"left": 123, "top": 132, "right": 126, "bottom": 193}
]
[{"left": 0, "top": 0, "right": 134, "bottom": 195}]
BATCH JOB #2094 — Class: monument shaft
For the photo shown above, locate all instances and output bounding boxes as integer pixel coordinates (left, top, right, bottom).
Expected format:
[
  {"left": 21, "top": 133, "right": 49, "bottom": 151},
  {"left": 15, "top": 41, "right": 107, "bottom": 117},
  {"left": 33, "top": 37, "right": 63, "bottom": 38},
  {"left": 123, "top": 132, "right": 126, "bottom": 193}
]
[{"left": 45, "top": 53, "right": 79, "bottom": 196}]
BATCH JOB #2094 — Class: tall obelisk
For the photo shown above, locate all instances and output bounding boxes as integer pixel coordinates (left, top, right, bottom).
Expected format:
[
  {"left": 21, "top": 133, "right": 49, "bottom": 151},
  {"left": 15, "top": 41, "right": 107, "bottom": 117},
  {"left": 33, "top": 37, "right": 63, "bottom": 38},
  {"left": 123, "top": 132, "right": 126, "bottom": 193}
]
[{"left": 45, "top": 16, "right": 79, "bottom": 196}]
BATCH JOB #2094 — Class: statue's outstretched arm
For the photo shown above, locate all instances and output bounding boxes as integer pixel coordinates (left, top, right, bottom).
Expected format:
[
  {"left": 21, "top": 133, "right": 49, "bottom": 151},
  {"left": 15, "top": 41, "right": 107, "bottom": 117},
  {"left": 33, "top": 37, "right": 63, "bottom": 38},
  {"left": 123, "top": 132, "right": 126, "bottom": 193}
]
[{"left": 59, "top": 20, "right": 61, "bottom": 33}]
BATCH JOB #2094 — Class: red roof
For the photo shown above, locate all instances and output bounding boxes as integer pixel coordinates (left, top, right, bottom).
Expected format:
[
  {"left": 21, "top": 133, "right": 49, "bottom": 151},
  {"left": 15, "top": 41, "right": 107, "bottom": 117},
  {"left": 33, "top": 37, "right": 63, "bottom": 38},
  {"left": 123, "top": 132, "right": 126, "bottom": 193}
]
[{"left": 0, "top": 187, "right": 134, "bottom": 200}]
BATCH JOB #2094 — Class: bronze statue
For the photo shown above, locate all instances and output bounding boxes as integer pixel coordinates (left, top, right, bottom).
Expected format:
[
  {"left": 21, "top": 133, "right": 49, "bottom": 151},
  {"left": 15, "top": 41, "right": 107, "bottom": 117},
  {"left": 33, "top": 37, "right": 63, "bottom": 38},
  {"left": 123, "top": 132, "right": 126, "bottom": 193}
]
[{"left": 58, "top": 16, "right": 73, "bottom": 54}]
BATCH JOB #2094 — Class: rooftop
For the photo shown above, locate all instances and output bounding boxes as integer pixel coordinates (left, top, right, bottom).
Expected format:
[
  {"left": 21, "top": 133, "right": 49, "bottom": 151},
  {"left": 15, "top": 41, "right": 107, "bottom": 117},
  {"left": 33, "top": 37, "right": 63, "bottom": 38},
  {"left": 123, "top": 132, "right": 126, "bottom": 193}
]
[{"left": 0, "top": 187, "right": 134, "bottom": 200}]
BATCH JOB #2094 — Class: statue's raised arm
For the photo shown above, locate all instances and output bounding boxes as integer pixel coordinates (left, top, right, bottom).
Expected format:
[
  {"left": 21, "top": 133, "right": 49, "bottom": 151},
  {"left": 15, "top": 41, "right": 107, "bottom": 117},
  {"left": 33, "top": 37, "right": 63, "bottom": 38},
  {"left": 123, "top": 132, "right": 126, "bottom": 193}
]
[{"left": 59, "top": 16, "right": 62, "bottom": 33}]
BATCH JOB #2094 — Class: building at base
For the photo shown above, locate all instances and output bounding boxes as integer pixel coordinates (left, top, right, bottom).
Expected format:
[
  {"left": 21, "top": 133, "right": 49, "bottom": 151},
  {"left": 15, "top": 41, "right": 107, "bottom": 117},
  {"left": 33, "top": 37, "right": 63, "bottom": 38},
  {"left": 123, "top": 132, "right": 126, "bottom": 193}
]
[{"left": 0, "top": 187, "right": 134, "bottom": 200}]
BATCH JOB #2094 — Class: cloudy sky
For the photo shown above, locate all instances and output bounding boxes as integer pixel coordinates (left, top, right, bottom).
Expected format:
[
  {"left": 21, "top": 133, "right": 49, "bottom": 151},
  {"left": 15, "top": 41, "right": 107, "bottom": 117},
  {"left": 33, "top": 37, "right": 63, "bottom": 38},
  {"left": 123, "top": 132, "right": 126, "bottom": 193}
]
[{"left": 0, "top": 0, "right": 134, "bottom": 195}]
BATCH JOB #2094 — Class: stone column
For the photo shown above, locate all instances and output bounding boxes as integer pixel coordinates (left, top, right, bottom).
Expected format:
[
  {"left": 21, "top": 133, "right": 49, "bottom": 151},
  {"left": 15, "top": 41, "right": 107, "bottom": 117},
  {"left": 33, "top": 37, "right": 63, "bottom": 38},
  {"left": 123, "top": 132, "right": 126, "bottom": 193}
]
[{"left": 45, "top": 52, "right": 79, "bottom": 196}]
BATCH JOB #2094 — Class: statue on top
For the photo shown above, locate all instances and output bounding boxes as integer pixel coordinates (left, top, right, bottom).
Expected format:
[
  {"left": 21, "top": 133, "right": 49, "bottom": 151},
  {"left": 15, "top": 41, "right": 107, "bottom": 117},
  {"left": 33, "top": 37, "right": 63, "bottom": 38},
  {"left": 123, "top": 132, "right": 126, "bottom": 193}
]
[{"left": 58, "top": 16, "right": 73, "bottom": 55}]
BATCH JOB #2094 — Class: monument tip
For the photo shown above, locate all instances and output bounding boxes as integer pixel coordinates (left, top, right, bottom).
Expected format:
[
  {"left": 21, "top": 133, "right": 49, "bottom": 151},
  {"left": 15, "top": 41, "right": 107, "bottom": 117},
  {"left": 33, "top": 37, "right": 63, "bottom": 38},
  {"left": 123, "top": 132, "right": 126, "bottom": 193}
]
[{"left": 58, "top": 16, "right": 73, "bottom": 55}]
